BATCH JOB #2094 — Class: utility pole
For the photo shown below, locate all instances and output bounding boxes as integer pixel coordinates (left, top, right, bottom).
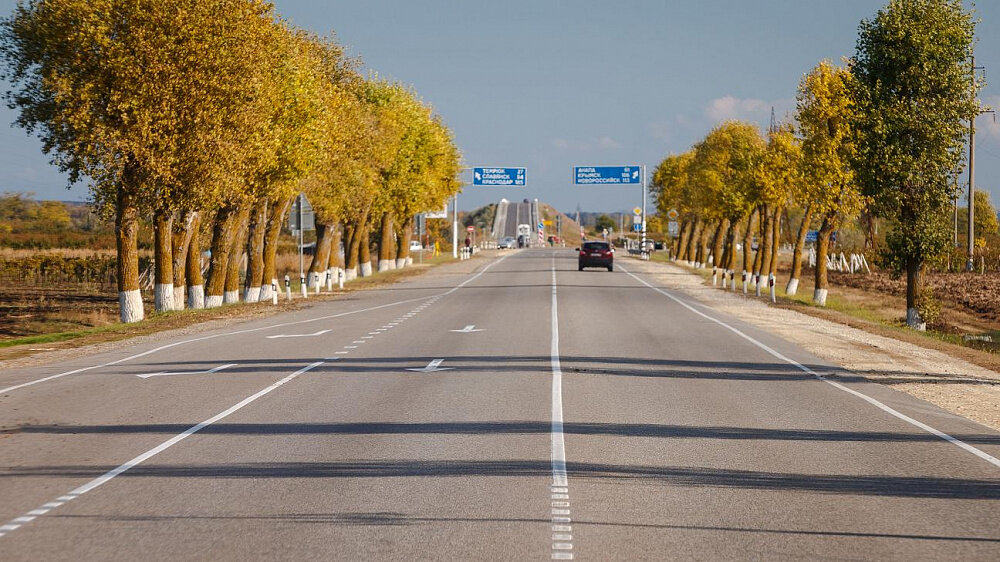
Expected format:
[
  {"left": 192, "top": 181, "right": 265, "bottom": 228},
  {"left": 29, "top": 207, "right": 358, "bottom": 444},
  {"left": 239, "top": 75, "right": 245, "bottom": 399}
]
[
  {"left": 967, "top": 56, "right": 977, "bottom": 271},
  {"left": 967, "top": 56, "right": 995, "bottom": 271}
]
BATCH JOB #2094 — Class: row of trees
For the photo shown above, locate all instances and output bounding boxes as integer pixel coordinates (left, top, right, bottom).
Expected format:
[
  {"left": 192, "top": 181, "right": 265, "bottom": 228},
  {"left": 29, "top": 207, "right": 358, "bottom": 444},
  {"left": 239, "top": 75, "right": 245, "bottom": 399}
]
[
  {"left": 1, "top": 0, "right": 461, "bottom": 322},
  {"left": 652, "top": 0, "right": 978, "bottom": 329}
]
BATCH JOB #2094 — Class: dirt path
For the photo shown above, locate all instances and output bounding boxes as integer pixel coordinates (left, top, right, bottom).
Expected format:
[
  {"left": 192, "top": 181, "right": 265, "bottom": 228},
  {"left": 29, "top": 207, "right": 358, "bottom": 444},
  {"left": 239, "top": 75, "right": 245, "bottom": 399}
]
[{"left": 625, "top": 257, "right": 1000, "bottom": 432}]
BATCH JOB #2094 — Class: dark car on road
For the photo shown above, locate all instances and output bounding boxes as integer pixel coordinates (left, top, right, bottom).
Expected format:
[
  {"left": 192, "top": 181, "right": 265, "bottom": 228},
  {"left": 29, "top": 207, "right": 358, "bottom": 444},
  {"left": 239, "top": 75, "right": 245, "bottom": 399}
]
[{"left": 578, "top": 241, "right": 613, "bottom": 271}]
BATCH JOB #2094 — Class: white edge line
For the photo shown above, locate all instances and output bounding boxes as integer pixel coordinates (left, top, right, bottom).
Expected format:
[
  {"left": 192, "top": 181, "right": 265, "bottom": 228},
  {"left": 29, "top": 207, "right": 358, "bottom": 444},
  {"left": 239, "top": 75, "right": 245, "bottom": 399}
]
[
  {"left": 618, "top": 262, "right": 1000, "bottom": 469},
  {"left": 1, "top": 253, "right": 511, "bottom": 396}
]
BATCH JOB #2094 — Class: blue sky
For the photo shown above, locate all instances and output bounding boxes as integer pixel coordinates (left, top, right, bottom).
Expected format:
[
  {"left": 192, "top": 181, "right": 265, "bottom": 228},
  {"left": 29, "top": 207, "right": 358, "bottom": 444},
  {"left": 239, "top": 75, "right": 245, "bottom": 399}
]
[{"left": 2, "top": 0, "right": 999, "bottom": 213}]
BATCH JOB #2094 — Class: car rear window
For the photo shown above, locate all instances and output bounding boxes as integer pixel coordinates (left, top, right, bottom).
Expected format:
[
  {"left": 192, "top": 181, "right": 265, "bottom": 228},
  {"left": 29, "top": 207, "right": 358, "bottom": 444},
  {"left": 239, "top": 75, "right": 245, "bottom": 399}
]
[{"left": 583, "top": 242, "right": 609, "bottom": 251}]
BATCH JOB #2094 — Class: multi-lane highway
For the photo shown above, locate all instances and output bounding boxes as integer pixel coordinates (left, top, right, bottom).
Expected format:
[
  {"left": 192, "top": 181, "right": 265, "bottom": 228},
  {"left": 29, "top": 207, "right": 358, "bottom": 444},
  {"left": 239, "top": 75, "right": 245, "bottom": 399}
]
[
  {"left": 493, "top": 199, "right": 539, "bottom": 244},
  {"left": 2, "top": 249, "right": 999, "bottom": 560}
]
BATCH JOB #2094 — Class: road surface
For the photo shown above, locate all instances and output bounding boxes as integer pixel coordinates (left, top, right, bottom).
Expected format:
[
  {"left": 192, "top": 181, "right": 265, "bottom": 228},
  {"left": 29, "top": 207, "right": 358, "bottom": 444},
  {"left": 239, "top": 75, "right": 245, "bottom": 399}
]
[{"left": 1, "top": 249, "right": 999, "bottom": 560}]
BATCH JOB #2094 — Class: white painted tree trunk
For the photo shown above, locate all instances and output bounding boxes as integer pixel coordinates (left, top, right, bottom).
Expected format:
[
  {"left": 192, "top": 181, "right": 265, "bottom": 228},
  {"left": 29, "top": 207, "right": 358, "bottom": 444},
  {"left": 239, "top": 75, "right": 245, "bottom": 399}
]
[
  {"left": 360, "top": 261, "right": 373, "bottom": 277},
  {"left": 906, "top": 308, "right": 926, "bottom": 331},
  {"left": 154, "top": 283, "right": 174, "bottom": 313},
  {"left": 188, "top": 285, "right": 205, "bottom": 309},
  {"left": 396, "top": 258, "right": 406, "bottom": 268},
  {"left": 223, "top": 290, "right": 239, "bottom": 304},
  {"left": 119, "top": 289, "right": 144, "bottom": 323},
  {"left": 377, "top": 259, "right": 392, "bottom": 272},
  {"left": 244, "top": 286, "right": 261, "bottom": 303},
  {"left": 345, "top": 267, "right": 357, "bottom": 281},
  {"left": 205, "top": 294, "right": 224, "bottom": 308},
  {"left": 172, "top": 285, "right": 185, "bottom": 310},
  {"left": 259, "top": 283, "right": 273, "bottom": 302},
  {"left": 785, "top": 278, "right": 799, "bottom": 296},
  {"left": 813, "top": 288, "right": 828, "bottom": 307}
]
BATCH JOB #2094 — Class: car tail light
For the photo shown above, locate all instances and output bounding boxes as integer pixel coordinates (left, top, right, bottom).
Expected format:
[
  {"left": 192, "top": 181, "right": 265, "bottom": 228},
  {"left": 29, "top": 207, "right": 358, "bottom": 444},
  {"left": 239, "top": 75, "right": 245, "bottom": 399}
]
[{"left": 579, "top": 250, "right": 586, "bottom": 256}]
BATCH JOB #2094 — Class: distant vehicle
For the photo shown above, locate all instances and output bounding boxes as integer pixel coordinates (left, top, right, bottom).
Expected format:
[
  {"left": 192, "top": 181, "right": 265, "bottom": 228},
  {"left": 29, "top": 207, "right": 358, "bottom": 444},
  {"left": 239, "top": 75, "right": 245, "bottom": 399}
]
[
  {"left": 409, "top": 240, "right": 422, "bottom": 251},
  {"left": 517, "top": 234, "right": 526, "bottom": 248},
  {"left": 517, "top": 223, "right": 531, "bottom": 245},
  {"left": 578, "top": 241, "right": 614, "bottom": 272},
  {"left": 498, "top": 236, "right": 516, "bottom": 249}
]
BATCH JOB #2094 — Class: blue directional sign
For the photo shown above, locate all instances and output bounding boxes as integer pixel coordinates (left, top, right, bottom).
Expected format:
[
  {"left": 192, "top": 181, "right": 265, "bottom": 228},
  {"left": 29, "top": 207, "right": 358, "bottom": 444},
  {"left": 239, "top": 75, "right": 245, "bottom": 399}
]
[
  {"left": 473, "top": 167, "right": 526, "bottom": 186},
  {"left": 574, "top": 166, "right": 641, "bottom": 185}
]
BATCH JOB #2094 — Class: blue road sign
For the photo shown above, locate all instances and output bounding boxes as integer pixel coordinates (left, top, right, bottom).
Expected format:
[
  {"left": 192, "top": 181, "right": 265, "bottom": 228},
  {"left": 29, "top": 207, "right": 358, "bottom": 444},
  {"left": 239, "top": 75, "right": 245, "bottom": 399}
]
[
  {"left": 806, "top": 230, "right": 838, "bottom": 243},
  {"left": 633, "top": 223, "right": 641, "bottom": 232},
  {"left": 473, "top": 167, "right": 526, "bottom": 186},
  {"left": 574, "top": 166, "right": 641, "bottom": 185}
]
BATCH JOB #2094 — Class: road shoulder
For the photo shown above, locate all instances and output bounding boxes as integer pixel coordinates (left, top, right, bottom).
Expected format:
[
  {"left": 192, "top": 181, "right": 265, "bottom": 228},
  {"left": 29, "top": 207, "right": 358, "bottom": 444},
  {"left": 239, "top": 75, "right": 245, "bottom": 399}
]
[{"left": 623, "top": 256, "right": 1000, "bottom": 432}]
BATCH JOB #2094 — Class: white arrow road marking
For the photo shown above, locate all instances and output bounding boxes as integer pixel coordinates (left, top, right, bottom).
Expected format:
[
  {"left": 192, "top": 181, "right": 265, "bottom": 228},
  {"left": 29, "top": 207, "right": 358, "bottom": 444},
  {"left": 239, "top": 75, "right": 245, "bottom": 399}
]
[
  {"left": 136, "top": 364, "right": 237, "bottom": 379},
  {"left": 265, "top": 329, "right": 331, "bottom": 339},
  {"left": 406, "top": 359, "right": 454, "bottom": 373},
  {"left": 450, "top": 325, "right": 484, "bottom": 333}
]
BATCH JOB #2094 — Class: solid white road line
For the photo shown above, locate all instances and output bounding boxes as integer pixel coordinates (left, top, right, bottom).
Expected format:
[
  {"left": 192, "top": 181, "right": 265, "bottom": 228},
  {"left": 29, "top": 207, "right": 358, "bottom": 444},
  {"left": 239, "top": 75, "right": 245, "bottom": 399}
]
[
  {"left": 0, "top": 361, "right": 325, "bottom": 539},
  {"left": 549, "top": 254, "right": 573, "bottom": 560},
  {"left": 1, "top": 253, "right": 512, "bottom": 396},
  {"left": 618, "top": 262, "right": 1000, "bottom": 470}
]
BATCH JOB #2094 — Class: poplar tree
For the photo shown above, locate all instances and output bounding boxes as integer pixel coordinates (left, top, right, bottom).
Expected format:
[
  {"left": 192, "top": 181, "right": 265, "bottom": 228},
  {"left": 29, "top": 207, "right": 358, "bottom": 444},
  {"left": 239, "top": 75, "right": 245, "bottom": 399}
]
[
  {"left": 851, "top": 0, "right": 978, "bottom": 328},
  {"left": 797, "top": 60, "right": 865, "bottom": 306}
]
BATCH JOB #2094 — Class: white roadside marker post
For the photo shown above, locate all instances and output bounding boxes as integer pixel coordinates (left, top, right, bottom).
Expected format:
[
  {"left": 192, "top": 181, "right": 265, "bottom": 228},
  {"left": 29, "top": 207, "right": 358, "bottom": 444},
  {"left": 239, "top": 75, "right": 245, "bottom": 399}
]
[
  {"left": 284, "top": 275, "right": 291, "bottom": 301},
  {"left": 271, "top": 281, "right": 278, "bottom": 305},
  {"left": 338, "top": 268, "right": 344, "bottom": 290},
  {"left": 300, "top": 275, "right": 307, "bottom": 299}
]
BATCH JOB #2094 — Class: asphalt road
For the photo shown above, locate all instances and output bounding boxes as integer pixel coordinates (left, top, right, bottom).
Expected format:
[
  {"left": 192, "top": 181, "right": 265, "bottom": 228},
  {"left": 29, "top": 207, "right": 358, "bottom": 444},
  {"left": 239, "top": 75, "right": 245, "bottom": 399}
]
[
  {"left": 2, "top": 249, "right": 1000, "bottom": 560},
  {"left": 497, "top": 201, "right": 533, "bottom": 241}
]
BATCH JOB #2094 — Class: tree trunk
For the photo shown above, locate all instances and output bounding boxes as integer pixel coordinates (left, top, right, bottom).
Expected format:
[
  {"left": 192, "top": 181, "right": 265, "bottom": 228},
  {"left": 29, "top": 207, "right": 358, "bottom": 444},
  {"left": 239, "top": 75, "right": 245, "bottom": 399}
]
[
  {"left": 243, "top": 199, "right": 267, "bottom": 303},
  {"left": 358, "top": 222, "right": 373, "bottom": 277},
  {"left": 259, "top": 194, "right": 293, "bottom": 303},
  {"left": 309, "top": 221, "right": 335, "bottom": 289},
  {"left": 171, "top": 210, "right": 196, "bottom": 310},
  {"left": 186, "top": 212, "right": 204, "bottom": 309},
  {"left": 685, "top": 220, "right": 701, "bottom": 265},
  {"left": 693, "top": 221, "right": 707, "bottom": 267},
  {"left": 330, "top": 225, "right": 344, "bottom": 268},
  {"left": 115, "top": 186, "right": 143, "bottom": 323},
  {"left": 205, "top": 206, "right": 239, "bottom": 308},
  {"left": 813, "top": 212, "right": 836, "bottom": 306},
  {"left": 377, "top": 211, "right": 395, "bottom": 272},
  {"left": 344, "top": 220, "right": 361, "bottom": 280},
  {"left": 153, "top": 209, "right": 174, "bottom": 313},
  {"left": 768, "top": 207, "right": 782, "bottom": 276},
  {"left": 676, "top": 220, "right": 692, "bottom": 262},
  {"left": 396, "top": 216, "right": 414, "bottom": 268},
  {"left": 758, "top": 205, "right": 773, "bottom": 290},
  {"left": 727, "top": 221, "right": 740, "bottom": 290},
  {"left": 710, "top": 218, "right": 729, "bottom": 284},
  {"left": 786, "top": 204, "right": 812, "bottom": 296},
  {"left": 905, "top": 255, "right": 925, "bottom": 330},
  {"left": 224, "top": 208, "right": 250, "bottom": 303},
  {"left": 742, "top": 209, "right": 756, "bottom": 291}
]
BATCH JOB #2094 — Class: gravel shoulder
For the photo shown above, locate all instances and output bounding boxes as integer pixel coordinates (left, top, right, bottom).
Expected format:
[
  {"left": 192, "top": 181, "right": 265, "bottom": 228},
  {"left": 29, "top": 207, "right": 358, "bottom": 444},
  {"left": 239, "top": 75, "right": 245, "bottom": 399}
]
[{"left": 624, "top": 256, "right": 1000, "bottom": 432}]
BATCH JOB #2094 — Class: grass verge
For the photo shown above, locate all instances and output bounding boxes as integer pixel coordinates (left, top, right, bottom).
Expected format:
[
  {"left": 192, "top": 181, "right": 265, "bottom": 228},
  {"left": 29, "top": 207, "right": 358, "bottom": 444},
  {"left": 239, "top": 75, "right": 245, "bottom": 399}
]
[{"left": 0, "top": 253, "right": 462, "bottom": 362}]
